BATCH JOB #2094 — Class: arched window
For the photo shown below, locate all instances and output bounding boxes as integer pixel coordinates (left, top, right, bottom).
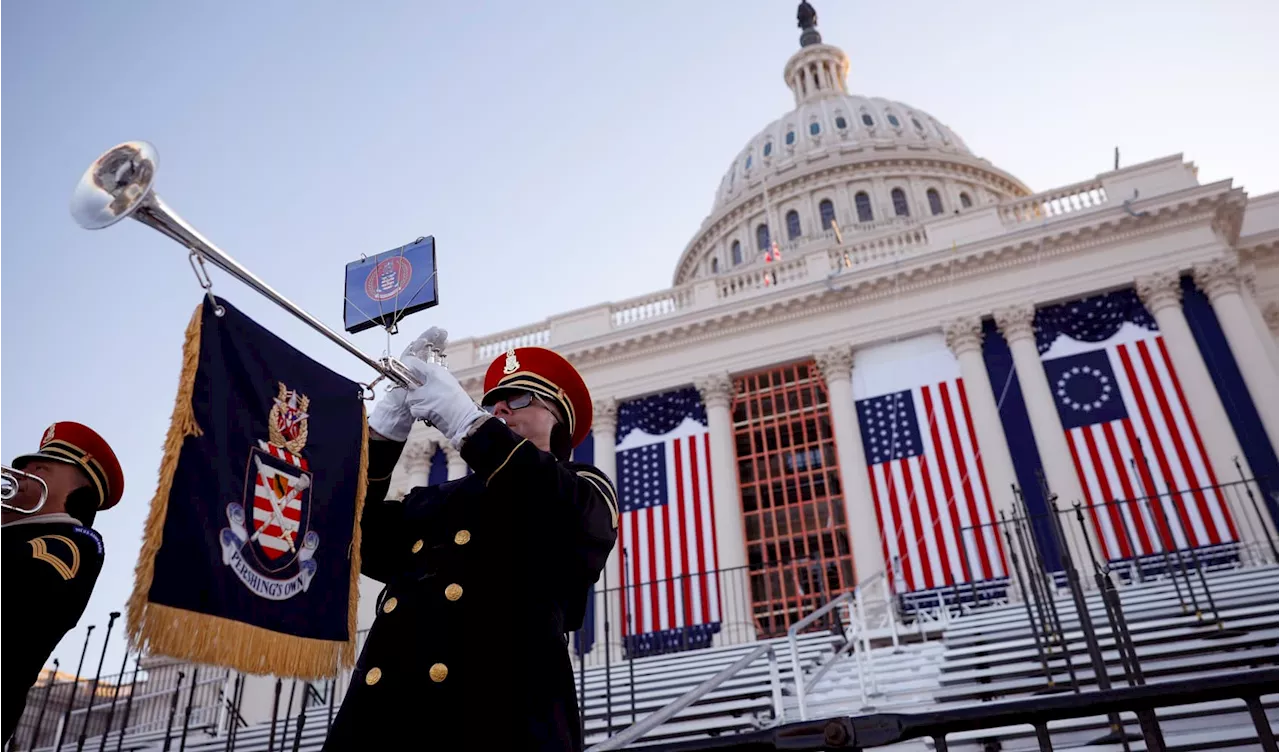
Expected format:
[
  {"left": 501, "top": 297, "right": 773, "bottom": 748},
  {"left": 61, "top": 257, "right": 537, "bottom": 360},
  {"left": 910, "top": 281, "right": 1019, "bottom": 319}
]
[
  {"left": 886, "top": 113, "right": 901, "bottom": 128},
  {"left": 731, "top": 240, "right": 743, "bottom": 265},
  {"left": 861, "top": 113, "right": 874, "bottom": 127},
  {"left": 891, "top": 188, "right": 910, "bottom": 217},
  {"left": 745, "top": 155, "right": 752, "bottom": 170},
  {"left": 819, "top": 199, "right": 836, "bottom": 230},
  {"left": 786, "top": 210, "right": 801, "bottom": 240},
  {"left": 763, "top": 142, "right": 773, "bottom": 157},
  {"left": 959, "top": 192, "right": 973, "bottom": 208},
  {"left": 756, "top": 224, "right": 771, "bottom": 252},
  {"left": 855, "top": 192, "right": 874, "bottom": 223},
  {"left": 927, "top": 188, "right": 944, "bottom": 216},
  {"left": 711, "top": 257, "right": 720, "bottom": 274},
  {"left": 835, "top": 116, "right": 848, "bottom": 130},
  {"left": 785, "top": 130, "right": 796, "bottom": 146},
  {"left": 809, "top": 122, "right": 821, "bottom": 136}
]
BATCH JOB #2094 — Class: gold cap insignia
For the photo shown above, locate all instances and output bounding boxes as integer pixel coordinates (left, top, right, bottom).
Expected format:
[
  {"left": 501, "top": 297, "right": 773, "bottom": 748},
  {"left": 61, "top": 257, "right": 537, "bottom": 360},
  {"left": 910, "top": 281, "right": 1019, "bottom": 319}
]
[
  {"left": 502, "top": 347, "right": 520, "bottom": 375},
  {"left": 42, "top": 425, "right": 56, "bottom": 445}
]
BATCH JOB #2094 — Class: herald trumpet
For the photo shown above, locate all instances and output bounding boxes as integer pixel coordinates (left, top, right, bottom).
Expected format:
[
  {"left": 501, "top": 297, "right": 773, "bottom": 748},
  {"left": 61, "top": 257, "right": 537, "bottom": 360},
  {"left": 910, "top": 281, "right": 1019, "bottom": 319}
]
[
  {"left": 69, "top": 140, "right": 432, "bottom": 391},
  {"left": 1, "top": 465, "right": 49, "bottom": 515}
]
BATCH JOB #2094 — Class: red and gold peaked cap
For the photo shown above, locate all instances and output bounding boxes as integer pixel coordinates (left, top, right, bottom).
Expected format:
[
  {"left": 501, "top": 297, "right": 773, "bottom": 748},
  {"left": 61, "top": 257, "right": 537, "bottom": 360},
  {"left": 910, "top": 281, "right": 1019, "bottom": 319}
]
[
  {"left": 13, "top": 421, "right": 125, "bottom": 510},
  {"left": 481, "top": 347, "right": 593, "bottom": 448}
]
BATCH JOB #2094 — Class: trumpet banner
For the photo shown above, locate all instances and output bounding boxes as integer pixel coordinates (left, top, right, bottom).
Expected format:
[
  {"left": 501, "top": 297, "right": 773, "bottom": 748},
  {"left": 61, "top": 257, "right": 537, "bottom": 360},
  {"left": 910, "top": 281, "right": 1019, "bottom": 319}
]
[{"left": 128, "top": 296, "right": 368, "bottom": 678}]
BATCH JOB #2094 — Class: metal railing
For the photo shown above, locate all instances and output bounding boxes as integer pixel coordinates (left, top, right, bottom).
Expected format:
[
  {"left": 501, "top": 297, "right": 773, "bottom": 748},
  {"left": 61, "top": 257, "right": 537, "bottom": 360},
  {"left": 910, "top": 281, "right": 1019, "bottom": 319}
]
[
  {"left": 634, "top": 667, "right": 1278, "bottom": 751},
  {"left": 586, "top": 642, "right": 784, "bottom": 751}
]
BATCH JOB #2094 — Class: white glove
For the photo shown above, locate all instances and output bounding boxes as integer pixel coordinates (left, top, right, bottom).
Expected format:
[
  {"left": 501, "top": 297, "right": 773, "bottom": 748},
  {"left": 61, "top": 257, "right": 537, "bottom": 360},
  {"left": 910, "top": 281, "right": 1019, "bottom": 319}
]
[
  {"left": 403, "top": 326, "right": 449, "bottom": 363},
  {"left": 365, "top": 327, "right": 451, "bottom": 442},
  {"left": 368, "top": 385, "right": 413, "bottom": 442},
  {"left": 400, "top": 355, "right": 490, "bottom": 447}
]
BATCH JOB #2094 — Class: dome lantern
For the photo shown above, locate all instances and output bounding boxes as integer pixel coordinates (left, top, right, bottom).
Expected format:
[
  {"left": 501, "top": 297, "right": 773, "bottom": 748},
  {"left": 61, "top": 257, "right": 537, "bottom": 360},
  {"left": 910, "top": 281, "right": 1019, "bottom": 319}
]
[{"left": 785, "top": 3, "right": 850, "bottom": 106}]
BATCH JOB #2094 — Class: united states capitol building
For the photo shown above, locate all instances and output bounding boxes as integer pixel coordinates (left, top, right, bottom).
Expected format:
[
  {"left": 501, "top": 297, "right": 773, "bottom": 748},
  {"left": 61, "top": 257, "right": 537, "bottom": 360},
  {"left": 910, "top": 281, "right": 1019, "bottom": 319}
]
[
  {"left": 389, "top": 1, "right": 1278, "bottom": 643},
  {"left": 19, "top": 4, "right": 1278, "bottom": 750}
]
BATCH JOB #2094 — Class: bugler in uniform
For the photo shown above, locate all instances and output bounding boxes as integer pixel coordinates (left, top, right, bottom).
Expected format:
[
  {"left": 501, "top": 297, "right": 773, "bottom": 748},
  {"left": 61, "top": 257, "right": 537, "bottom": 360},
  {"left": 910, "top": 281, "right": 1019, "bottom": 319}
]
[
  {"left": 324, "top": 341, "right": 618, "bottom": 751},
  {"left": 2, "top": 422, "right": 124, "bottom": 745}
]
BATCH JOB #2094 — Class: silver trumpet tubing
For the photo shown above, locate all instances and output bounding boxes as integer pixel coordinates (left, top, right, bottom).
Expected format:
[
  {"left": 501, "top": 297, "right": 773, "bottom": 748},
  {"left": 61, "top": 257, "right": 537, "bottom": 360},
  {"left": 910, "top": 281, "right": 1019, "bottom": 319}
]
[
  {"left": 69, "top": 140, "right": 442, "bottom": 392},
  {"left": 2, "top": 465, "right": 49, "bottom": 515}
]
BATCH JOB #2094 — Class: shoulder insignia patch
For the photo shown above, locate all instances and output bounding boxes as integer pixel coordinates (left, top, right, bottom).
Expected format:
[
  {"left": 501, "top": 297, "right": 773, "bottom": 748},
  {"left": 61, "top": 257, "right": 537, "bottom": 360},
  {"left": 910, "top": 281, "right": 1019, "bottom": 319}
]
[
  {"left": 29, "top": 535, "right": 81, "bottom": 581},
  {"left": 72, "top": 526, "right": 104, "bottom": 555},
  {"left": 576, "top": 468, "right": 619, "bottom": 529}
]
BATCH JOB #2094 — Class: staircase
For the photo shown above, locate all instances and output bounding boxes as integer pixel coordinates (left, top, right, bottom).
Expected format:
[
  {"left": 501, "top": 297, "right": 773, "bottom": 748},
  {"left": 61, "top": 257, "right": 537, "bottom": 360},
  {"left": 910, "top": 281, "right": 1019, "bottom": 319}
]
[
  {"left": 797, "top": 564, "right": 1279, "bottom": 750},
  {"left": 73, "top": 564, "right": 1278, "bottom": 751}
]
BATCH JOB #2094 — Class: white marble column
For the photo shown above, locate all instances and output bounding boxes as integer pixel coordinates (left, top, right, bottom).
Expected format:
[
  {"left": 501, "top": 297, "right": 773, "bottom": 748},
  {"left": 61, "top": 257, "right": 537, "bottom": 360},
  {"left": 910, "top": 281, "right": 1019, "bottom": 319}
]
[
  {"left": 813, "top": 346, "right": 885, "bottom": 582},
  {"left": 1193, "top": 258, "right": 1279, "bottom": 450},
  {"left": 589, "top": 399, "right": 621, "bottom": 661},
  {"left": 942, "top": 316, "right": 1021, "bottom": 527},
  {"left": 1263, "top": 301, "right": 1279, "bottom": 339},
  {"left": 444, "top": 444, "right": 468, "bottom": 480},
  {"left": 695, "top": 373, "right": 756, "bottom": 641},
  {"left": 406, "top": 424, "right": 435, "bottom": 489},
  {"left": 994, "top": 305, "right": 1087, "bottom": 508},
  {"left": 994, "top": 304, "right": 1103, "bottom": 571},
  {"left": 1236, "top": 264, "right": 1279, "bottom": 368}
]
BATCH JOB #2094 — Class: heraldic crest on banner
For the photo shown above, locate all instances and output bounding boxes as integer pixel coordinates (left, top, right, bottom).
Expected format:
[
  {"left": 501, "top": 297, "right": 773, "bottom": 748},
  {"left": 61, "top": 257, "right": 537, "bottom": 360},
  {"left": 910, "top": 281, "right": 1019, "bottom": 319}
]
[
  {"left": 219, "top": 382, "right": 322, "bottom": 600},
  {"left": 127, "top": 297, "right": 368, "bottom": 679}
]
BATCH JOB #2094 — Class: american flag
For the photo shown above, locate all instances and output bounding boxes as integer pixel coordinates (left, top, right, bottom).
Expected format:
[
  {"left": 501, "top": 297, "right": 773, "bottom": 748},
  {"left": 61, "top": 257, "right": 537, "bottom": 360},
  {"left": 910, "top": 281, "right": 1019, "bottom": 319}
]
[
  {"left": 1043, "top": 335, "right": 1238, "bottom": 561},
  {"left": 616, "top": 388, "right": 721, "bottom": 652},
  {"left": 856, "top": 379, "right": 1007, "bottom": 594},
  {"left": 253, "top": 440, "right": 309, "bottom": 560}
]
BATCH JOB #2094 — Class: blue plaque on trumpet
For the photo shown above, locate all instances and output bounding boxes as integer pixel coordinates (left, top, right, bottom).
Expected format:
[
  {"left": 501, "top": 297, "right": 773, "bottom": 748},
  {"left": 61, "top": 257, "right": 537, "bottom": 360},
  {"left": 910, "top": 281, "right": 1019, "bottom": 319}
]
[{"left": 343, "top": 236, "right": 439, "bottom": 334}]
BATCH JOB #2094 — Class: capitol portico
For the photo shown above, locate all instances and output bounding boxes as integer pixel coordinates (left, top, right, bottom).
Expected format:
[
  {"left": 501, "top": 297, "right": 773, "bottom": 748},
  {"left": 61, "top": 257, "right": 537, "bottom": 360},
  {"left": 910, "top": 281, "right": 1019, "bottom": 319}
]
[{"left": 378, "top": 4, "right": 1278, "bottom": 660}]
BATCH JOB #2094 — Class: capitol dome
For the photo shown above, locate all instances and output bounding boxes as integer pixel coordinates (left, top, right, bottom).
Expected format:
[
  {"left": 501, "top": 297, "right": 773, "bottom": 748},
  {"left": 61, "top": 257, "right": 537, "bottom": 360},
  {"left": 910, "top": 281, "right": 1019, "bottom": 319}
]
[
  {"left": 712, "top": 93, "right": 975, "bottom": 212},
  {"left": 673, "top": 4, "right": 1032, "bottom": 285}
]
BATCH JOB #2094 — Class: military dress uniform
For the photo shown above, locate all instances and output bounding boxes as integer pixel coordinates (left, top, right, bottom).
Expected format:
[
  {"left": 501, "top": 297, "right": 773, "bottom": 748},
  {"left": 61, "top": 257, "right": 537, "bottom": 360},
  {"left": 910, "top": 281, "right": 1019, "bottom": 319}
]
[
  {"left": 324, "top": 347, "right": 618, "bottom": 751},
  {"left": 2, "top": 422, "right": 124, "bottom": 745}
]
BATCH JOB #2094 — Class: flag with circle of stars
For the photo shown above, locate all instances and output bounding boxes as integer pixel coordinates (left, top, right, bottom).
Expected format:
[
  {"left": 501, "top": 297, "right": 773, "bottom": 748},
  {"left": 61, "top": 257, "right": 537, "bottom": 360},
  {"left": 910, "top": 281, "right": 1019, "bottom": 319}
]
[
  {"left": 1042, "top": 349, "right": 1129, "bottom": 430},
  {"left": 1034, "top": 302, "right": 1237, "bottom": 565}
]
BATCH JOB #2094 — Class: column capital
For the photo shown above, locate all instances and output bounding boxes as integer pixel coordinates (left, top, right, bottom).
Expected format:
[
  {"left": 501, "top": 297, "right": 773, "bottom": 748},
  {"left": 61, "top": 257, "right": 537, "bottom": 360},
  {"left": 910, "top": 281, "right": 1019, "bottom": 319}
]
[
  {"left": 813, "top": 346, "right": 854, "bottom": 384},
  {"left": 592, "top": 398, "right": 618, "bottom": 434},
  {"left": 1135, "top": 270, "right": 1182, "bottom": 312},
  {"left": 994, "top": 304, "right": 1037, "bottom": 344},
  {"left": 1264, "top": 301, "right": 1279, "bottom": 336},
  {"left": 942, "top": 315, "right": 985, "bottom": 356},
  {"left": 695, "top": 373, "right": 734, "bottom": 409},
  {"left": 1192, "top": 257, "right": 1242, "bottom": 301}
]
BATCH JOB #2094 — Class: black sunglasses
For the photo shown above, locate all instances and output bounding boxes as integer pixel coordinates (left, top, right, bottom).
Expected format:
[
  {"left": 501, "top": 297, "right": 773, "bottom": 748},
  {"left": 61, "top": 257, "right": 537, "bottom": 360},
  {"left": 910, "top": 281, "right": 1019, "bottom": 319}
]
[{"left": 482, "top": 391, "right": 561, "bottom": 424}]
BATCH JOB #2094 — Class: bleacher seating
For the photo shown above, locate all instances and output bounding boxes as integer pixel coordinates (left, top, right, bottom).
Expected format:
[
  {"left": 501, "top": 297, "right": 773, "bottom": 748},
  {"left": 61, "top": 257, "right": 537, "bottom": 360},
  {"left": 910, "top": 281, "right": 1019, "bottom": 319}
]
[
  {"left": 802, "top": 564, "right": 1279, "bottom": 750},
  {"left": 68, "top": 564, "right": 1278, "bottom": 751}
]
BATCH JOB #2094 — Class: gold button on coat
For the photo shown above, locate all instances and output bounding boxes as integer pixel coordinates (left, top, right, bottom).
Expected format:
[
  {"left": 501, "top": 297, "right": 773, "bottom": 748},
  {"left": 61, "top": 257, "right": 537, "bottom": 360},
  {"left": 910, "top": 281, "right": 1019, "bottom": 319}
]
[
  {"left": 444, "top": 584, "right": 463, "bottom": 601},
  {"left": 365, "top": 667, "right": 382, "bottom": 686},
  {"left": 382, "top": 597, "right": 398, "bottom": 614},
  {"left": 411, "top": 539, "right": 424, "bottom": 554},
  {"left": 454, "top": 530, "right": 471, "bottom": 545},
  {"left": 429, "top": 663, "right": 448, "bottom": 682}
]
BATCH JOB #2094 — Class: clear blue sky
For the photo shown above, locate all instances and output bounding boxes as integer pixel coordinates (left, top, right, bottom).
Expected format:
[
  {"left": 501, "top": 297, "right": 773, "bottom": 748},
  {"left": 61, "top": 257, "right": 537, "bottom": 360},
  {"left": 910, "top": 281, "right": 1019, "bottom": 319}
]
[{"left": 4, "top": 0, "right": 1276, "bottom": 678}]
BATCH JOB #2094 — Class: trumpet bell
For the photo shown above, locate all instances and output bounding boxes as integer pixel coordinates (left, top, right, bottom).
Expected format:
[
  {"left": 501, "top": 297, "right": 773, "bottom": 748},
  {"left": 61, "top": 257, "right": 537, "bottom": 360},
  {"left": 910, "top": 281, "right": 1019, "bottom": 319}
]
[{"left": 71, "top": 140, "right": 159, "bottom": 230}]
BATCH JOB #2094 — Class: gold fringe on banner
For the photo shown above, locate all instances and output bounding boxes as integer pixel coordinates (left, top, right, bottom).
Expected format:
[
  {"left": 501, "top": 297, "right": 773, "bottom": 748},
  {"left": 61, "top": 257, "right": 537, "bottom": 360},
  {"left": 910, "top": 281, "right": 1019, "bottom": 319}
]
[{"left": 126, "top": 302, "right": 369, "bottom": 679}]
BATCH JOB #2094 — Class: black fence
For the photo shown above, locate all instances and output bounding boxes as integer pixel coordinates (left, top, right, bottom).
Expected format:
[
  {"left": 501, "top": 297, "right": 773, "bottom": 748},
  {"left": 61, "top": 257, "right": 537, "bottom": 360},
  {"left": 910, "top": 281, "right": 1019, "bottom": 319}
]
[
  {"left": 638, "top": 668, "right": 1279, "bottom": 751},
  {"left": 9, "top": 474, "right": 1276, "bottom": 750}
]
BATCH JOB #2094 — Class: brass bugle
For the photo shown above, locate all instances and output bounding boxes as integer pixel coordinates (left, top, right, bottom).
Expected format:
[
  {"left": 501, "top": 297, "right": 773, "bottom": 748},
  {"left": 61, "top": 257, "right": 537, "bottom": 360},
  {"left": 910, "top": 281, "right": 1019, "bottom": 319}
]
[
  {"left": 1, "top": 465, "right": 49, "bottom": 515},
  {"left": 69, "top": 140, "right": 431, "bottom": 391}
]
